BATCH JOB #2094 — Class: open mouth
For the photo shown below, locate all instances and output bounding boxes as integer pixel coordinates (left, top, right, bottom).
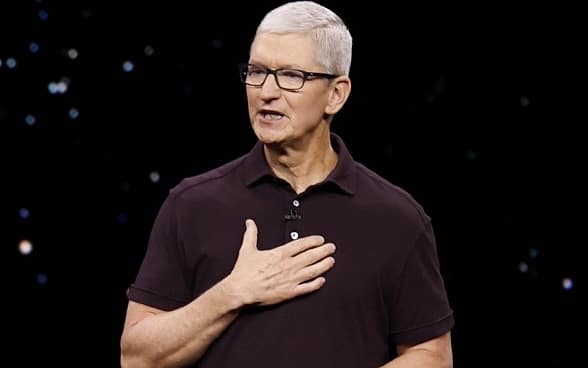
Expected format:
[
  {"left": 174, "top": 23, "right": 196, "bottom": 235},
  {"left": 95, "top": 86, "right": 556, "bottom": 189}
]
[{"left": 259, "top": 110, "right": 285, "bottom": 121}]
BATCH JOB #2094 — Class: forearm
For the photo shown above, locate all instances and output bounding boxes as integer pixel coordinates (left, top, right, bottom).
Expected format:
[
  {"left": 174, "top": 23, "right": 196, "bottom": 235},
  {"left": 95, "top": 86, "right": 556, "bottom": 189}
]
[
  {"left": 379, "top": 351, "right": 452, "bottom": 368},
  {"left": 379, "top": 333, "right": 453, "bottom": 368},
  {"left": 121, "top": 277, "right": 243, "bottom": 368}
]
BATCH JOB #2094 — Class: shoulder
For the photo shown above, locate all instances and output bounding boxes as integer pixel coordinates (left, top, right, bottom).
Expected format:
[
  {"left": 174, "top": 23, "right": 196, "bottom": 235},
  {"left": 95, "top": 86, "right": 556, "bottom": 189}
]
[
  {"left": 168, "top": 154, "right": 248, "bottom": 200},
  {"left": 354, "top": 162, "right": 431, "bottom": 225}
]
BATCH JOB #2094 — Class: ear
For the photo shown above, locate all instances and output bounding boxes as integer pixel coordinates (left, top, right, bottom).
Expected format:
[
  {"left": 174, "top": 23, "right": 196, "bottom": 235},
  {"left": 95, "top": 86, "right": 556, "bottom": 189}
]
[{"left": 325, "top": 76, "right": 351, "bottom": 115}]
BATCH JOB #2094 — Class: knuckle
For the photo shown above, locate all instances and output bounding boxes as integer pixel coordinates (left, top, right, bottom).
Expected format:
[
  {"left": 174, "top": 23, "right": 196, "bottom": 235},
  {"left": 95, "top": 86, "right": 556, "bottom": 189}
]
[{"left": 273, "top": 247, "right": 286, "bottom": 258}]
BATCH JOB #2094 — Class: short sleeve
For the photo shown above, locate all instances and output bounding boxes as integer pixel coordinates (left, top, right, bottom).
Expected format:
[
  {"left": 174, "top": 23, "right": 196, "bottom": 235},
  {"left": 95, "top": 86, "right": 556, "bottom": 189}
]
[
  {"left": 388, "top": 220, "right": 454, "bottom": 345},
  {"left": 127, "top": 193, "right": 192, "bottom": 311}
]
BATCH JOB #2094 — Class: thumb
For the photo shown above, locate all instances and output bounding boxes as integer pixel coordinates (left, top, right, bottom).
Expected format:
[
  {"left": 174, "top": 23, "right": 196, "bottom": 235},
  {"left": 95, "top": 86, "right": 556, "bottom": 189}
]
[{"left": 240, "top": 218, "right": 258, "bottom": 252}]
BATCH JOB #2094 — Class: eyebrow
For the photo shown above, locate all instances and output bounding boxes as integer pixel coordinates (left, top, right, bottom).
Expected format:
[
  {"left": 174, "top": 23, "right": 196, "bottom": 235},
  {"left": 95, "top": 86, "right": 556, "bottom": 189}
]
[{"left": 248, "top": 61, "right": 307, "bottom": 70}]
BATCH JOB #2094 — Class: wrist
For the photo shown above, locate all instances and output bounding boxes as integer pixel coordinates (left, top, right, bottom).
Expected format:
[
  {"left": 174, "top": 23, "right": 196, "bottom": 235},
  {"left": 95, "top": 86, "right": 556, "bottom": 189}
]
[{"left": 217, "top": 275, "right": 250, "bottom": 310}]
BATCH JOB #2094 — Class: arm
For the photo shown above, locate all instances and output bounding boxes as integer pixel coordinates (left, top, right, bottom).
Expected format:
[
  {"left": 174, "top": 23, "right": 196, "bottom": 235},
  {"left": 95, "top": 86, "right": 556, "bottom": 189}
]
[
  {"left": 120, "top": 219, "right": 336, "bottom": 368},
  {"left": 120, "top": 282, "right": 241, "bottom": 368},
  {"left": 379, "top": 332, "right": 453, "bottom": 368}
]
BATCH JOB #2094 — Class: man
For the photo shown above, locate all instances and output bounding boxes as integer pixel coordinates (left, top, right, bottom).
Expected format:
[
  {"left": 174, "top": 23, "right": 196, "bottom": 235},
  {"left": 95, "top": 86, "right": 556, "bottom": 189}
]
[{"left": 120, "top": 1, "right": 454, "bottom": 367}]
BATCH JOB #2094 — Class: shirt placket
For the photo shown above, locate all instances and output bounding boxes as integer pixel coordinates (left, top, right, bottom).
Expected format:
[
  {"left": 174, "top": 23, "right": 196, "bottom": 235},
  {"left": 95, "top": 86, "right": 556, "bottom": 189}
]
[{"left": 284, "top": 195, "right": 304, "bottom": 242}]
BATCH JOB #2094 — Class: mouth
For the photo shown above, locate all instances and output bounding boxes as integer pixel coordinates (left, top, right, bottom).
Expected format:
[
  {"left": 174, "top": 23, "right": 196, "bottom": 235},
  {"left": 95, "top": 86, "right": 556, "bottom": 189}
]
[{"left": 258, "top": 109, "right": 285, "bottom": 121}]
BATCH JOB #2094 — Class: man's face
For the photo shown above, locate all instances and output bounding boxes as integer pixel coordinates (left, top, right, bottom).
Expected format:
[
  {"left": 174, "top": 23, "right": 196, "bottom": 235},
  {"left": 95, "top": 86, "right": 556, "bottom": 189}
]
[{"left": 246, "top": 32, "right": 331, "bottom": 146}]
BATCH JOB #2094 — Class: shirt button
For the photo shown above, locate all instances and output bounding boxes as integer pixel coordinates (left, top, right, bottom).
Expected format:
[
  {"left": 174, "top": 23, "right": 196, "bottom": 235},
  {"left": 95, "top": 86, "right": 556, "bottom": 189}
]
[
  {"left": 292, "top": 199, "right": 300, "bottom": 207},
  {"left": 290, "top": 231, "right": 299, "bottom": 240}
]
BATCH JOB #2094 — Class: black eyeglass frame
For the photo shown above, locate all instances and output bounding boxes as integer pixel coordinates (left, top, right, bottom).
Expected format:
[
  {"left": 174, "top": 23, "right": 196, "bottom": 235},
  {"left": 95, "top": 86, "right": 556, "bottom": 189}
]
[{"left": 239, "top": 63, "right": 339, "bottom": 91}]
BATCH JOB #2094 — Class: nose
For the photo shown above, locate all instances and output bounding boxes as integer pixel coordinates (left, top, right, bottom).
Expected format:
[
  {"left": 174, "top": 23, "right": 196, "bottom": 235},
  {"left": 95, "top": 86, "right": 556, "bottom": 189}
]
[{"left": 259, "top": 73, "right": 282, "bottom": 99}]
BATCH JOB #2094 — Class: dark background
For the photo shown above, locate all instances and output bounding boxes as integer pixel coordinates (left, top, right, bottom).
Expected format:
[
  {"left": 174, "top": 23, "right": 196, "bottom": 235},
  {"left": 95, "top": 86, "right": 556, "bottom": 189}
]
[{"left": 2, "top": 1, "right": 585, "bottom": 366}]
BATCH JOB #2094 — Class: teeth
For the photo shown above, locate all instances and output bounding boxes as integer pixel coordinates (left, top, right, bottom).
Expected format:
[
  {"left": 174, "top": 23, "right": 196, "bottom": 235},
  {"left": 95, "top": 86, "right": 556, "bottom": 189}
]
[{"left": 263, "top": 113, "right": 282, "bottom": 120}]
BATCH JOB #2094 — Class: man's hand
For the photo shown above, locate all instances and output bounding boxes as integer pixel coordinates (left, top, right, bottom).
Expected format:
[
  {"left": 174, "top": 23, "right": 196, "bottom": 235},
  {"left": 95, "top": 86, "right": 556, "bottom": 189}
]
[{"left": 225, "top": 219, "right": 336, "bottom": 306}]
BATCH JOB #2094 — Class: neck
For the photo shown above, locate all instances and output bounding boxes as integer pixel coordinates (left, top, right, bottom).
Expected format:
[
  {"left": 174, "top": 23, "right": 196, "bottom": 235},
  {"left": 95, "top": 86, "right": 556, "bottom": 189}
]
[{"left": 264, "top": 130, "right": 338, "bottom": 194}]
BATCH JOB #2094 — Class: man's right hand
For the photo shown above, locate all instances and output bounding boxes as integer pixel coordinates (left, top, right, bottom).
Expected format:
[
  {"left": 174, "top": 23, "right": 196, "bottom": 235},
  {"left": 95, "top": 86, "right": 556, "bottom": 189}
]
[{"left": 224, "top": 218, "right": 336, "bottom": 306}]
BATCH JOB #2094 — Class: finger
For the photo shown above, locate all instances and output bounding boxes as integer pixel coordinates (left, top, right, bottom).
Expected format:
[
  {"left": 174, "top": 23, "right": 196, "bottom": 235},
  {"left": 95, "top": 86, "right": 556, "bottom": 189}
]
[
  {"left": 292, "top": 243, "right": 336, "bottom": 267},
  {"left": 240, "top": 219, "right": 258, "bottom": 252},
  {"left": 283, "top": 235, "right": 326, "bottom": 256},
  {"left": 293, "top": 277, "right": 327, "bottom": 296},
  {"left": 297, "top": 256, "right": 335, "bottom": 282}
]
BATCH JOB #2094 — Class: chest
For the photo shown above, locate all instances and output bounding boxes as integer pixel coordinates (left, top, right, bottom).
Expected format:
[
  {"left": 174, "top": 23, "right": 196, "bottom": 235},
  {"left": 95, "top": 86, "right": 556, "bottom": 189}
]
[{"left": 179, "top": 191, "right": 413, "bottom": 305}]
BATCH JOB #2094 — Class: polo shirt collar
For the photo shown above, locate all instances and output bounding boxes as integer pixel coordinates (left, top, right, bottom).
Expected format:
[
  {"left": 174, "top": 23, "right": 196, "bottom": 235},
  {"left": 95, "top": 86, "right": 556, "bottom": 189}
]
[{"left": 242, "top": 133, "right": 357, "bottom": 195}]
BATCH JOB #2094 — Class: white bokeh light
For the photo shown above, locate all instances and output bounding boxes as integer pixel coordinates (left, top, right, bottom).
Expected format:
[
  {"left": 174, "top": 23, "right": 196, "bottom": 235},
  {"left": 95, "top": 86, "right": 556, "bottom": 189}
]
[
  {"left": 144, "top": 45, "right": 154, "bottom": 56},
  {"left": 25, "top": 114, "right": 37, "bottom": 126},
  {"left": 68, "top": 107, "right": 79, "bottom": 119},
  {"left": 149, "top": 171, "right": 160, "bottom": 183},
  {"left": 6, "top": 57, "right": 17, "bottom": 69},
  {"left": 19, "top": 239, "right": 33, "bottom": 255},
  {"left": 122, "top": 61, "right": 135, "bottom": 72},
  {"left": 37, "top": 273, "right": 48, "bottom": 285},
  {"left": 18, "top": 207, "right": 31, "bottom": 219},
  {"left": 48, "top": 77, "right": 70, "bottom": 95},
  {"left": 67, "top": 48, "right": 79, "bottom": 60},
  {"left": 29, "top": 42, "right": 40, "bottom": 54}
]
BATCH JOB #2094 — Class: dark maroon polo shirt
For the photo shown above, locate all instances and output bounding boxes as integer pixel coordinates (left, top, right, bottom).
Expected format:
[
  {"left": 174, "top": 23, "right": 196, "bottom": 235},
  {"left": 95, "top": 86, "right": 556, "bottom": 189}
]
[{"left": 128, "top": 133, "right": 454, "bottom": 368}]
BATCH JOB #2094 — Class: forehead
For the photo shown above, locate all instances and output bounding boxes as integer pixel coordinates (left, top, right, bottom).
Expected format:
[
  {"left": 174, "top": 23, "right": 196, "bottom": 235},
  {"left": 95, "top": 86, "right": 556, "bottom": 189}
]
[{"left": 250, "top": 32, "right": 317, "bottom": 69}]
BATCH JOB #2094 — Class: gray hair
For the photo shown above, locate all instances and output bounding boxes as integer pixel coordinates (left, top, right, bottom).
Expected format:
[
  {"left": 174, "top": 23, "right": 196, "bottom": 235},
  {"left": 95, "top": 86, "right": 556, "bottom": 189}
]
[{"left": 255, "top": 1, "right": 352, "bottom": 76}]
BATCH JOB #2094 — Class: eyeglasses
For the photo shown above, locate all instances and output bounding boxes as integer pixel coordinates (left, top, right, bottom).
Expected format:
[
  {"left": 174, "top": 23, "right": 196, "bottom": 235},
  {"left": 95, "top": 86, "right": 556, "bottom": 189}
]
[{"left": 239, "top": 63, "right": 339, "bottom": 91}]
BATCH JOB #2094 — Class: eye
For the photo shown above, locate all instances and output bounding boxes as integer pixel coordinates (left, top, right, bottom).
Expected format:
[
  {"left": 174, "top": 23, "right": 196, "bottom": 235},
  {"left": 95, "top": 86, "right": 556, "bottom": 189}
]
[
  {"left": 279, "top": 70, "right": 304, "bottom": 79},
  {"left": 248, "top": 67, "right": 266, "bottom": 76}
]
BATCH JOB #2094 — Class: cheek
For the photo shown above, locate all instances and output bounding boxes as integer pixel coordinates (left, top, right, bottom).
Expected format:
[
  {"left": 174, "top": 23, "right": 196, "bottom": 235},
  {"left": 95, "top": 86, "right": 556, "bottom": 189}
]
[
  {"left": 246, "top": 91, "right": 255, "bottom": 106},
  {"left": 296, "top": 94, "right": 326, "bottom": 117},
  {"left": 246, "top": 94, "right": 256, "bottom": 116}
]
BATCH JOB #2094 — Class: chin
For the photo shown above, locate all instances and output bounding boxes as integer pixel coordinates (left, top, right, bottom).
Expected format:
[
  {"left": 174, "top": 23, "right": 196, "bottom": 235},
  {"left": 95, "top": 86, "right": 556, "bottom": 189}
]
[
  {"left": 254, "top": 130, "right": 286, "bottom": 146},
  {"left": 252, "top": 123, "right": 289, "bottom": 145}
]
